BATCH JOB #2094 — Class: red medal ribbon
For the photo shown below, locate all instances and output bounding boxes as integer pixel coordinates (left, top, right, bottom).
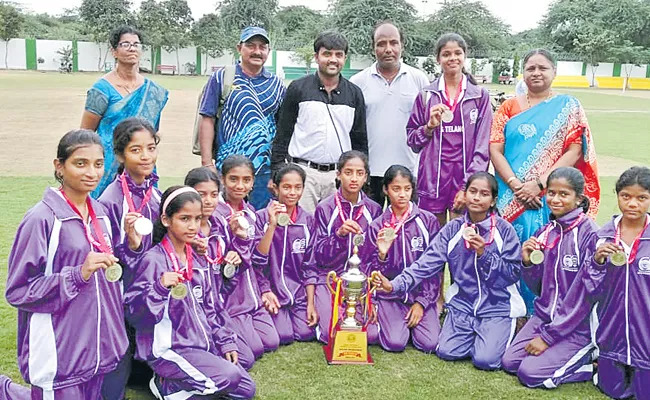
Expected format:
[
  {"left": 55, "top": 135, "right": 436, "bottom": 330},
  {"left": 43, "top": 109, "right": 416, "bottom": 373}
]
[
  {"left": 120, "top": 172, "right": 154, "bottom": 214},
  {"left": 161, "top": 236, "right": 194, "bottom": 282},
  {"left": 334, "top": 194, "right": 365, "bottom": 225},
  {"left": 199, "top": 233, "right": 224, "bottom": 265},
  {"left": 224, "top": 201, "right": 245, "bottom": 219},
  {"left": 444, "top": 77, "right": 464, "bottom": 114},
  {"left": 537, "top": 214, "right": 585, "bottom": 250},
  {"left": 287, "top": 205, "right": 298, "bottom": 224},
  {"left": 615, "top": 216, "right": 650, "bottom": 264},
  {"left": 464, "top": 213, "right": 496, "bottom": 249},
  {"left": 383, "top": 203, "right": 412, "bottom": 238},
  {"left": 60, "top": 189, "right": 112, "bottom": 255}
]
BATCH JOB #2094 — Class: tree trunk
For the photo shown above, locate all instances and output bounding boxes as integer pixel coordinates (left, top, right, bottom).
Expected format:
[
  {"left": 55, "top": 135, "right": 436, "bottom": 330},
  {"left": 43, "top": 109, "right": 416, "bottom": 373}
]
[
  {"left": 176, "top": 49, "right": 180, "bottom": 75},
  {"left": 97, "top": 42, "right": 103, "bottom": 71},
  {"left": 4, "top": 41, "right": 9, "bottom": 69}
]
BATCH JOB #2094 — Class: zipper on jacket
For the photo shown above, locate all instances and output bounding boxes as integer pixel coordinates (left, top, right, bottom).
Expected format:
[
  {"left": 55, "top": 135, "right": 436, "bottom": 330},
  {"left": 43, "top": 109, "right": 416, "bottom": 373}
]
[
  {"left": 625, "top": 258, "right": 631, "bottom": 364},
  {"left": 93, "top": 274, "right": 101, "bottom": 375},
  {"left": 550, "top": 226, "right": 563, "bottom": 321},
  {"left": 280, "top": 227, "right": 294, "bottom": 306},
  {"left": 401, "top": 228, "right": 409, "bottom": 303},
  {"left": 473, "top": 255, "right": 482, "bottom": 316}
]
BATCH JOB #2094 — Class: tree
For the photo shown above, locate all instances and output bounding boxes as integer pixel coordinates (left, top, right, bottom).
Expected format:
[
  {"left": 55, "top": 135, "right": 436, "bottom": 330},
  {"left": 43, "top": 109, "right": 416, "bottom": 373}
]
[
  {"left": 138, "top": 0, "right": 166, "bottom": 72},
  {"left": 192, "top": 13, "right": 229, "bottom": 74},
  {"left": 79, "top": 0, "right": 133, "bottom": 69},
  {"left": 608, "top": 41, "right": 650, "bottom": 92},
  {"left": 290, "top": 46, "right": 314, "bottom": 74},
  {"left": 422, "top": 56, "right": 439, "bottom": 77},
  {"left": 573, "top": 26, "right": 617, "bottom": 86},
  {"left": 0, "top": 2, "right": 24, "bottom": 68},
  {"left": 160, "top": 0, "right": 193, "bottom": 72},
  {"left": 275, "top": 5, "right": 324, "bottom": 49}
]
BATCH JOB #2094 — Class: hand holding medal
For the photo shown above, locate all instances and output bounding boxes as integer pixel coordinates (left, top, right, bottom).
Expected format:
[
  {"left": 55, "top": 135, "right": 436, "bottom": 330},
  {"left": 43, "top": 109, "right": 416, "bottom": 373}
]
[
  {"left": 81, "top": 252, "right": 120, "bottom": 282},
  {"left": 161, "top": 237, "right": 194, "bottom": 300},
  {"left": 521, "top": 236, "right": 541, "bottom": 266},
  {"left": 594, "top": 242, "right": 625, "bottom": 266},
  {"left": 334, "top": 194, "right": 366, "bottom": 246},
  {"left": 268, "top": 201, "right": 289, "bottom": 227},
  {"left": 228, "top": 212, "right": 250, "bottom": 239},
  {"left": 120, "top": 173, "right": 155, "bottom": 237}
]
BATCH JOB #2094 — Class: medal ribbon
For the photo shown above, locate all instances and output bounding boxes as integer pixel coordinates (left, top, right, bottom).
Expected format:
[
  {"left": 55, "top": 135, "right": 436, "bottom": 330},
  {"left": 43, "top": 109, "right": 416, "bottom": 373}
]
[
  {"left": 60, "top": 189, "right": 112, "bottom": 255},
  {"left": 334, "top": 194, "right": 365, "bottom": 225},
  {"left": 287, "top": 205, "right": 298, "bottom": 224},
  {"left": 614, "top": 216, "right": 649, "bottom": 264},
  {"left": 202, "top": 235, "right": 224, "bottom": 265},
  {"left": 161, "top": 236, "right": 194, "bottom": 282},
  {"left": 120, "top": 172, "right": 154, "bottom": 214},
  {"left": 463, "top": 213, "right": 496, "bottom": 249},
  {"left": 537, "top": 214, "right": 585, "bottom": 250},
  {"left": 383, "top": 203, "right": 412, "bottom": 238},
  {"left": 444, "top": 77, "right": 464, "bottom": 114}
]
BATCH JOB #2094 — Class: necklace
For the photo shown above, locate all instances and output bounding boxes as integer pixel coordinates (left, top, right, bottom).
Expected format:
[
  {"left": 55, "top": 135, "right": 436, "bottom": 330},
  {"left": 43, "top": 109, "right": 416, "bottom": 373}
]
[{"left": 526, "top": 90, "right": 553, "bottom": 109}]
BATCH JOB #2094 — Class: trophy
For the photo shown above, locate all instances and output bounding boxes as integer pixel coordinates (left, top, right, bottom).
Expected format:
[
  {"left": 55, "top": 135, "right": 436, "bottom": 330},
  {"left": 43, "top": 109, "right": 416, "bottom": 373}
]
[{"left": 324, "top": 246, "right": 378, "bottom": 365}]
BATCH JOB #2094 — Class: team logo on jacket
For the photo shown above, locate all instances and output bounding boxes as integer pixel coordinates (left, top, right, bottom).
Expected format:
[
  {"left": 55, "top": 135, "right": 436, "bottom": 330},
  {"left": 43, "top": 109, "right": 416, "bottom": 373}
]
[
  {"left": 562, "top": 255, "right": 579, "bottom": 272},
  {"left": 637, "top": 257, "right": 650, "bottom": 275},
  {"left": 470, "top": 108, "right": 478, "bottom": 124},
  {"left": 411, "top": 236, "right": 424, "bottom": 252},
  {"left": 192, "top": 285, "right": 203, "bottom": 302},
  {"left": 292, "top": 238, "right": 307, "bottom": 254}
]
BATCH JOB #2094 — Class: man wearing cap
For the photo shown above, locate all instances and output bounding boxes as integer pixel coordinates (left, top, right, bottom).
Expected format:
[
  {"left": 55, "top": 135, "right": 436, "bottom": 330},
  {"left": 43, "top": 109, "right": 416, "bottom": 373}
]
[{"left": 198, "top": 26, "right": 285, "bottom": 209}]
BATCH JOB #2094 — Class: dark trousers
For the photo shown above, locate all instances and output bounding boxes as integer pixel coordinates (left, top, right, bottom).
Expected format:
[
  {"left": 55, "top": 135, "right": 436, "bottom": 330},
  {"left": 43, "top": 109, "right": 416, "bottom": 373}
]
[{"left": 369, "top": 176, "right": 387, "bottom": 208}]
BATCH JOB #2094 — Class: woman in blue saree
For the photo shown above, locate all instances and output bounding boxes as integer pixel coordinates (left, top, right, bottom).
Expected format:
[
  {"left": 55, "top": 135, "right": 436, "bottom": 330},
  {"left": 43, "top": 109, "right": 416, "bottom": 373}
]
[
  {"left": 490, "top": 49, "right": 600, "bottom": 315},
  {"left": 81, "top": 26, "right": 168, "bottom": 198}
]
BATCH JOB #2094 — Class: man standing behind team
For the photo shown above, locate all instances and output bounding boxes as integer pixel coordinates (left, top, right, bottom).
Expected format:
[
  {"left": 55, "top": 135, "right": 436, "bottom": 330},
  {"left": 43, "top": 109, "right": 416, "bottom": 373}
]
[
  {"left": 198, "top": 26, "right": 285, "bottom": 209},
  {"left": 350, "top": 21, "right": 429, "bottom": 205},
  {"left": 271, "top": 31, "right": 368, "bottom": 212}
]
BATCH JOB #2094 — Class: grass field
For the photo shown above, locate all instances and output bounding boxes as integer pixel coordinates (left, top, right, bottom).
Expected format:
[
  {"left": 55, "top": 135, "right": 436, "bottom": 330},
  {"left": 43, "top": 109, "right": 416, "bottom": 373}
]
[{"left": 1, "top": 70, "right": 649, "bottom": 399}]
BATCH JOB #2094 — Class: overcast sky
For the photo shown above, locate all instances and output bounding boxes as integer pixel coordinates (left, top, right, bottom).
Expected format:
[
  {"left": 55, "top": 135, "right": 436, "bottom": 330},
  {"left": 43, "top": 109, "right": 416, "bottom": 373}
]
[{"left": 14, "top": 0, "right": 552, "bottom": 33}]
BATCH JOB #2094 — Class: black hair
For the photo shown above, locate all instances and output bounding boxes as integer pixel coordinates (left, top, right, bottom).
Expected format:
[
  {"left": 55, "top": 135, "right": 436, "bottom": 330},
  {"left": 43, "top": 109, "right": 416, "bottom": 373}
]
[
  {"left": 382, "top": 164, "right": 417, "bottom": 202},
  {"left": 547, "top": 167, "right": 590, "bottom": 215},
  {"left": 523, "top": 48, "right": 557, "bottom": 69},
  {"left": 337, "top": 150, "right": 370, "bottom": 176},
  {"left": 615, "top": 166, "right": 650, "bottom": 194},
  {"left": 371, "top": 21, "right": 405, "bottom": 46},
  {"left": 152, "top": 186, "right": 202, "bottom": 245},
  {"left": 184, "top": 166, "right": 221, "bottom": 191},
  {"left": 109, "top": 26, "right": 143, "bottom": 50},
  {"left": 435, "top": 33, "right": 477, "bottom": 85},
  {"left": 314, "top": 30, "right": 349, "bottom": 54},
  {"left": 465, "top": 172, "right": 499, "bottom": 214},
  {"left": 221, "top": 155, "right": 255, "bottom": 177},
  {"left": 273, "top": 164, "right": 306, "bottom": 186},
  {"left": 55, "top": 129, "right": 103, "bottom": 184},
  {"left": 113, "top": 117, "right": 159, "bottom": 174}
]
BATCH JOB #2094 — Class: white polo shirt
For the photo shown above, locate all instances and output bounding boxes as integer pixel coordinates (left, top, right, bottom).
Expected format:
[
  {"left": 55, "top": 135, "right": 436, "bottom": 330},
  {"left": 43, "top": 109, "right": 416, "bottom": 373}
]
[{"left": 350, "top": 62, "right": 429, "bottom": 177}]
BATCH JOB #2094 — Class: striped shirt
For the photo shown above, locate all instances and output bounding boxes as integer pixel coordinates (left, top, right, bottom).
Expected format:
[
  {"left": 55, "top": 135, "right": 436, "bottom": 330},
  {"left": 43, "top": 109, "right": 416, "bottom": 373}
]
[{"left": 199, "top": 63, "right": 286, "bottom": 174}]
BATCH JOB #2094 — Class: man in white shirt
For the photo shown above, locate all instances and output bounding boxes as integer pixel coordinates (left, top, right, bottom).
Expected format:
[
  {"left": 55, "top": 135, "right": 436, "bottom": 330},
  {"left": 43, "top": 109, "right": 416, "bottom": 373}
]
[{"left": 350, "top": 22, "right": 429, "bottom": 205}]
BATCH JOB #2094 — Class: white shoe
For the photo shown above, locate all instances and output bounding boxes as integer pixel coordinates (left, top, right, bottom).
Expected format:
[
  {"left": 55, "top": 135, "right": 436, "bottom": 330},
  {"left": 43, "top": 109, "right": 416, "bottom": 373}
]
[{"left": 149, "top": 375, "right": 163, "bottom": 400}]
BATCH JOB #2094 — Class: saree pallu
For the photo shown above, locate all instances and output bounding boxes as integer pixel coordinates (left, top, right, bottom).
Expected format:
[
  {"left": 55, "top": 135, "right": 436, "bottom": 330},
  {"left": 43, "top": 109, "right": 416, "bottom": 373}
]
[
  {"left": 495, "top": 94, "right": 600, "bottom": 313},
  {"left": 90, "top": 79, "right": 168, "bottom": 198}
]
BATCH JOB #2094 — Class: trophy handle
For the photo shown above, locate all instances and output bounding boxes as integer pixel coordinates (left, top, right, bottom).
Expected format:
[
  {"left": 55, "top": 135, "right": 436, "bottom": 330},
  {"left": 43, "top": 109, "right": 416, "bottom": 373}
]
[
  {"left": 326, "top": 271, "right": 338, "bottom": 295},
  {"left": 367, "top": 271, "right": 380, "bottom": 295}
]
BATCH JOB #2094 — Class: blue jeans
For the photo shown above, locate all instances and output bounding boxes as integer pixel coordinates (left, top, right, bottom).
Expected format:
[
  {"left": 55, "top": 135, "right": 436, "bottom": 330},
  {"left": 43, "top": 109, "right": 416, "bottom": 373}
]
[{"left": 249, "top": 171, "right": 272, "bottom": 210}]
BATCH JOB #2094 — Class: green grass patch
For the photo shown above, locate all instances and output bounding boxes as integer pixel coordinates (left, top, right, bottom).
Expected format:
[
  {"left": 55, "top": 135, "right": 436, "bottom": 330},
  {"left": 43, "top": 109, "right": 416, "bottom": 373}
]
[{"left": 587, "top": 113, "right": 650, "bottom": 165}]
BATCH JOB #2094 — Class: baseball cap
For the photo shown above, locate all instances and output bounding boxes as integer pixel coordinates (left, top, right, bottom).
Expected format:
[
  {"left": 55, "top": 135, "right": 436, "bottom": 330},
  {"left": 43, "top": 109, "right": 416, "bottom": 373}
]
[{"left": 240, "top": 27, "right": 270, "bottom": 44}]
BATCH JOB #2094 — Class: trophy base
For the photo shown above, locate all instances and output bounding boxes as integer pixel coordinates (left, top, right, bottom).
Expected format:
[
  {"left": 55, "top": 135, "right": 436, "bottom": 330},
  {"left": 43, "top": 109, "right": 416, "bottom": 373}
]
[{"left": 323, "top": 326, "right": 373, "bottom": 365}]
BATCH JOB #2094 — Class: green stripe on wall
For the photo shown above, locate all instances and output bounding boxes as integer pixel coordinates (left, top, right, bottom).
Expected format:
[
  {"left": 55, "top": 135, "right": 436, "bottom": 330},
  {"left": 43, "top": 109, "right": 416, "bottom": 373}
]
[
  {"left": 196, "top": 48, "right": 202, "bottom": 75},
  {"left": 72, "top": 40, "right": 78, "bottom": 72},
  {"left": 155, "top": 46, "right": 161, "bottom": 73},
  {"left": 581, "top": 62, "right": 587, "bottom": 76},
  {"left": 612, "top": 63, "right": 621, "bottom": 77},
  {"left": 25, "top": 39, "right": 37, "bottom": 70},
  {"left": 646, "top": 64, "right": 650, "bottom": 78}
]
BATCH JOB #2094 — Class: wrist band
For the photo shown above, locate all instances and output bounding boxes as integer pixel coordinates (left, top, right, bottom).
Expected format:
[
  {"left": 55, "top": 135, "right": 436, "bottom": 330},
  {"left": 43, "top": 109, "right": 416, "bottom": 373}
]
[
  {"left": 535, "top": 177, "right": 544, "bottom": 191},
  {"left": 506, "top": 176, "right": 517, "bottom": 185}
]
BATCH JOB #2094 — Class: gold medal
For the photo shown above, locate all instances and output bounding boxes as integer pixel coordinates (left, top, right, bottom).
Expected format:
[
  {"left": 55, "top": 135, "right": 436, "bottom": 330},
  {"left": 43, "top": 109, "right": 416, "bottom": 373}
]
[
  {"left": 441, "top": 109, "right": 454, "bottom": 123},
  {"left": 530, "top": 249, "right": 545, "bottom": 265},
  {"left": 610, "top": 251, "right": 627, "bottom": 267},
  {"left": 105, "top": 264, "right": 123, "bottom": 282},
  {"left": 223, "top": 263, "right": 237, "bottom": 279},
  {"left": 353, "top": 233, "right": 365, "bottom": 247},
  {"left": 384, "top": 228, "right": 396, "bottom": 241},
  {"left": 462, "top": 226, "right": 476, "bottom": 241},
  {"left": 277, "top": 213, "right": 291, "bottom": 227},
  {"left": 171, "top": 283, "right": 188, "bottom": 300}
]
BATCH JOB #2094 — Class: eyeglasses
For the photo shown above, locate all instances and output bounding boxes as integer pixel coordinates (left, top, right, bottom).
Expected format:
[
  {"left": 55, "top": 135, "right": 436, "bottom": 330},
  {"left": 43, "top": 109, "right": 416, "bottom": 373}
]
[{"left": 117, "top": 42, "right": 141, "bottom": 50}]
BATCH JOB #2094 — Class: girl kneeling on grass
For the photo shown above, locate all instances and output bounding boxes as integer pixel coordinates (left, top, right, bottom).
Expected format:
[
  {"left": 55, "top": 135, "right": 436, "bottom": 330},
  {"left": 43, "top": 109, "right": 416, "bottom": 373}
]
[
  {"left": 125, "top": 186, "right": 255, "bottom": 399},
  {"left": 6, "top": 130, "right": 132, "bottom": 398},
  {"left": 304, "top": 150, "right": 382, "bottom": 344},
  {"left": 366, "top": 165, "right": 442, "bottom": 353},
  {"left": 501, "top": 167, "right": 599, "bottom": 388},
  {"left": 214, "top": 155, "right": 280, "bottom": 358},
  {"left": 184, "top": 166, "right": 257, "bottom": 370},
  {"left": 374, "top": 172, "right": 525, "bottom": 370},
  {"left": 252, "top": 164, "right": 318, "bottom": 344}
]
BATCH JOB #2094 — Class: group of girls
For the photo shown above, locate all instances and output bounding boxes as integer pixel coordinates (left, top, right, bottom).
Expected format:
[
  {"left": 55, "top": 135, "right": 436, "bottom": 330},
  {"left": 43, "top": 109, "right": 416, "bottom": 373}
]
[{"left": 3, "top": 115, "right": 650, "bottom": 400}]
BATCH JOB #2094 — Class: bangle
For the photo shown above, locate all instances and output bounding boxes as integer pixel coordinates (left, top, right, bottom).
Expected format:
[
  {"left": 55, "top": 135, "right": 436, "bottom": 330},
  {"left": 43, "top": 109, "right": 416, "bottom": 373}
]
[
  {"left": 425, "top": 122, "right": 435, "bottom": 131},
  {"left": 535, "top": 177, "right": 544, "bottom": 191},
  {"left": 506, "top": 176, "right": 517, "bottom": 185}
]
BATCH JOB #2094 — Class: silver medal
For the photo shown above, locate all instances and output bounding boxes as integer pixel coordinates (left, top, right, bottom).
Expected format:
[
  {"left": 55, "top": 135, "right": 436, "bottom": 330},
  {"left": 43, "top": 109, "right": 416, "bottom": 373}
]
[
  {"left": 223, "top": 263, "right": 237, "bottom": 279},
  {"left": 277, "top": 213, "right": 291, "bottom": 227},
  {"left": 441, "top": 109, "right": 454, "bottom": 123},
  {"left": 134, "top": 217, "right": 153, "bottom": 236},
  {"left": 462, "top": 226, "right": 476, "bottom": 241},
  {"left": 353, "top": 233, "right": 365, "bottom": 247},
  {"left": 105, "top": 264, "right": 123, "bottom": 282}
]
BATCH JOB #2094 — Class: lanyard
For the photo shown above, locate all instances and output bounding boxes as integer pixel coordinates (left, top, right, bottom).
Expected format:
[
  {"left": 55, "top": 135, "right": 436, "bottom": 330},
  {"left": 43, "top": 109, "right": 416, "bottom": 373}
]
[
  {"left": 615, "top": 217, "right": 649, "bottom": 264},
  {"left": 334, "top": 194, "right": 365, "bottom": 225},
  {"left": 444, "top": 77, "right": 463, "bottom": 113},
  {"left": 464, "top": 213, "right": 496, "bottom": 249},
  {"left": 161, "top": 236, "right": 194, "bottom": 282},
  {"left": 383, "top": 204, "right": 412, "bottom": 238},
  {"left": 537, "top": 214, "right": 585, "bottom": 250},
  {"left": 120, "top": 172, "right": 154, "bottom": 214},
  {"left": 60, "top": 189, "right": 112, "bottom": 254}
]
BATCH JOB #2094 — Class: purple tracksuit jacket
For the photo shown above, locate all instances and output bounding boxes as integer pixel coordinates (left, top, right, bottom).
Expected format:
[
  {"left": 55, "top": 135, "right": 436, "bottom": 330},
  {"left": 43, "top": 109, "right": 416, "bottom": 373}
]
[
  {"left": 252, "top": 206, "right": 314, "bottom": 307},
  {"left": 98, "top": 172, "right": 161, "bottom": 288},
  {"left": 6, "top": 188, "right": 129, "bottom": 390},
  {"left": 406, "top": 76, "right": 492, "bottom": 204},
  {"left": 524, "top": 209, "right": 599, "bottom": 345},
  {"left": 391, "top": 213, "right": 525, "bottom": 319},
  {"left": 125, "top": 241, "right": 239, "bottom": 360},
  {"left": 367, "top": 203, "right": 441, "bottom": 309}
]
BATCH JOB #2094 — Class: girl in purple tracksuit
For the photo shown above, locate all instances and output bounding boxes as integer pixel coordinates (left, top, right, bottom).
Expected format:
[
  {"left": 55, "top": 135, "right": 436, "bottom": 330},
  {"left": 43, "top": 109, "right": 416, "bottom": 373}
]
[
  {"left": 367, "top": 165, "right": 442, "bottom": 353},
  {"left": 252, "top": 164, "right": 317, "bottom": 344},
  {"left": 184, "top": 166, "right": 256, "bottom": 370},
  {"left": 578, "top": 166, "right": 650, "bottom": 399},
  {"left": 5, "top": 130, "right": 130, "bottom": 399},
  {"left": 375, "top": 172, "right": 525, "bottom": 370},
  {"left": 98, "top": 118, "right": 162, "bottom": 399},
  {"left": 501, "top": 167, "right": 599, "bottom": 388},
  {"left": 304, "top": 151, "right": 382, "bottom": 344},
  {"left": 214, "top": 155, "right": 280, "bottom": 357},
  {"left": 125, "top": 186, "right": 255, "bottom": 399}
]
